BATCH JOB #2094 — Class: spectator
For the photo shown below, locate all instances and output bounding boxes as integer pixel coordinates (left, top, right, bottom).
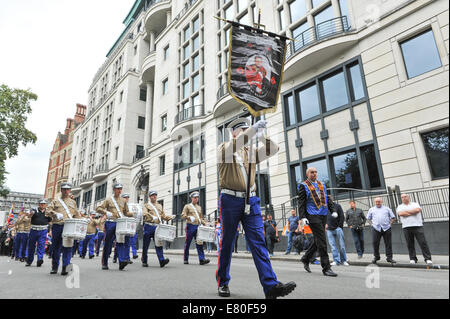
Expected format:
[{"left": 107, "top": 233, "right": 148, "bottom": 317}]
[
  {"left": 263, "top": 214, "right": 278, "bottom": 257},
  {"left": 233, "top": 223, "right": 241, "bottom": 253},
  {"left": 346, "top": 201, "right": 366, "bottom": 259},
  {"left": 326, "top": 198, "right": 348, "bottom": 266},
  {"left": 367, "top": 197, "right": 396, "bottom": 264},
  {"left": 285, "top": 209, "right": 300, "bottom": 255},
  {"left": 397, "top": 194, "right": 433, "bottom": 265}
]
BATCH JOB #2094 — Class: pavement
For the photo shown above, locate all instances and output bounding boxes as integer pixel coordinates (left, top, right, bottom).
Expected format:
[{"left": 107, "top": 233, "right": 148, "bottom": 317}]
[
  {"left": 0, "top": 253, "right": 448, "bottom": 299},
  {"left": 161, "top": 248, "right": 449, "bottom": 270}
]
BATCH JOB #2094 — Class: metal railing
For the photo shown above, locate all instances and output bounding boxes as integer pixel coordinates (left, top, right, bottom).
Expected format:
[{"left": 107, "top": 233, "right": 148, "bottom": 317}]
[
  {"left": 216, "top": 82, "right": 229, "bottom": 101},
  {"left": 80, "top": 172, "right": 94, "bottom": 184},
  {"left": 286, "top": 16, "right": 351, "bottom": 60},
  {"left": 172, "top": 0, "right": 199, "bottom": 23},
  {"left": 175, "top": 104, "right": 205, "bottom": 125},
  {"left": 95, "top": 163, "right": 109, "bottom": 174}
]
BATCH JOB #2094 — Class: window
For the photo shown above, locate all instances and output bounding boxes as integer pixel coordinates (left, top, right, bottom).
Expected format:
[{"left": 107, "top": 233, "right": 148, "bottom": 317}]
[
  {"left": 312, "top": 0, "right": 326, "bottom": 8},
  {"left": 193, "top": 16, "right": 200, "bottom": 33},
  {"left": 139, "top": 88, "right": 147, "bottom": 101},
  {"left": 237, "top": 0, "right": 248, "bottom": 13},
  {"left": 163, "top": 79, "right": 168, "bottom": 95},
  {"left": 192, "top": 74, "right": 200, "bottom": 92},
  {"left": 306, "top": 159, "right": 330, "bottom": 188},
  {"left": 134, "top": 45, "right": 138, "bottom": 55},
  {"left": 292, "top": 22, "right": 311, "bottom": 50},
  {"left": 421, "top": 127, "right": 449, "bottom": 179},
  {"left": 183, "top": 63, "right": 190, "bottom": 79},
  {"left": 164, "top": 45, "right": 169, "bottom": 60},
  {"left": 321, "top": 71, "right": 348, "bottom": 111},
  {"left": 161, "top": 115, "right": 167, "bottom": 132},
  {"left": 174, "top": 136, "right": 205, "bottom": 171},
  {"left": 279, "top": 9, "right": 285, "bottom": 30},
  {"left": 136, "top": 145, "right": 144, "bottom": 159},
  {"left": 115, "top": 147, "right": 119, "bottom": 161},
  {"left": 117, "top": 118, "right": 121, "bottom": 131},
  {"left": 332, "top": 151, "right": 362, "bottom": 192},
  {"left": 95, "top": 182, "right": 107, "bottom": 201},
  {"left": 348, "top": 63, "right": 365, "bottom": 101},
  {"left": 159, "top": 155, "right": 166, "bottom": 176},
  {"left": 361, "top": 145, "right": 381, "bottom": 188},
  {"left": 138, "top": 116, "right": 146, "bottom": 129},
  {"left": 289, "top": 0, "right": 307, "bottom": 23},
  {"left": 299, "top": 83, "right": 320, "bottom": 120},
  {"left": 284, "top": 94, "right": 296, "bottom": 126},
  {"left": 314, "top": 5, "right": 335, "bottom": 39},
  {"left": 120, "top": 91, "right": 124, "bottom": 102},
  {"left": 400, "top": 29, "right": 442, "bottom": 79},
  {"left": 184, "top": 27, "right": 190, "bottom": 42}
]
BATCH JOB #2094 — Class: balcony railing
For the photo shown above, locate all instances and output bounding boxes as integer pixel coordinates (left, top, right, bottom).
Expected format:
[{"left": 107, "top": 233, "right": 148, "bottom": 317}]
[
  {"left": 132, "top": 149, "right": 150, "bottom": 164},
  {"left": 286, "top": 16, "right": 351, "bottom": 60},
  {"left": 144, "top": 0, "right": 168, "bottom": 10},
  {"left": 95, "top": 163, "right": 109, "bottom": 174},
  {"left": 175, "top": 104, "right": 205, "bottom": 125},
  {"left": 172, "top": 0, "right": 199, "bottom": 23},
  {"left": 216, "top": 83, "right": 229, "bottom": 102},
  {"left": 80, "top": 172, "right": 94, "bottom": 184}
]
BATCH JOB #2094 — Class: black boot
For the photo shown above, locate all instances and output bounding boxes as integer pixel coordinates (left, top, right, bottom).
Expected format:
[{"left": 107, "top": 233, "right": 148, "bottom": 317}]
[
  {"left": 160, "top": 259, "right": 170, "bottom": 268},
  {"left": 102, "top": 265, "right": 109, "bottom": 270},
  {"left": 25, "top": 263, "right": 31, "bottom": 267},
  {"left": 218, "top": 285, "right": 230, "bottom": 297},
  {"left": 323, "top": 269, "right": 338, "bottom": 277},
  {"left": 199, "top": 259, "right": 210, "bottom": 266},
  {"left": 301, "top": 258, "right": 311, "bottom": 273},
  {"left": 142, "top": 263, "right": 149, "bottom": 267},
  {"left": 265, "top": 282, "right": 297, "bottom": 299},
  {"left": 119, "top": 261, "right": 128, "bottom": 271},
  {"left": 37, "top": 260, "right": 43, "bottom": 267},
  {"left": 184, "top": 260, "right": 189, "bottom": 264},
  {"left": 50, "top": 269, "right": 57, "bottom": 274},
  {"left": 61, "top": 267, "right": 68, "bottom": 276}
]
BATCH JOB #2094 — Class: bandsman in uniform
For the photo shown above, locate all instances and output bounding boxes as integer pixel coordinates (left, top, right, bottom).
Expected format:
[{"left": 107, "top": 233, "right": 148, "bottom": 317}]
[
  {"left": 96, "top": 183, "right": 135, "bottom": 271},
  {"left": 181, "top": 191, "right": 210, "bottom": 266},
  {"left": 15, "top": 209, "right": 31, "bottom": 262},
  {"left": 141, "top": 191, "right": 172, "bottom": 268},
  {"left": 122, "top": 193, "right": 139, "bottom": 260},
  {"left": 216, "top": 118, "right": 296, "bottom": 299},
  {"left": 45, "top": 183, "right": 83, "bottom": 275},
  {"left": 25, "top": 199, "right": 51, "bottom": 267},
  {"left": 81, "top": 212, "right": 99, "bottom": 259},
  {"left": 95, "top": 214, "right": 106, "bottom": 256}
]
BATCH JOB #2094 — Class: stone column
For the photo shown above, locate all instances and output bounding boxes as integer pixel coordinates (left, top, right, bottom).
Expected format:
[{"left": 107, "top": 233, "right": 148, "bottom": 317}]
[
  {"left": 166, "top": 10, "right": 172, "bottom": 25},
  {"left": 143, "top": 81, "right": 154, "bottom": 150},
  {"left": 149, "top": 31, "right": 156, "bottom": 52}
]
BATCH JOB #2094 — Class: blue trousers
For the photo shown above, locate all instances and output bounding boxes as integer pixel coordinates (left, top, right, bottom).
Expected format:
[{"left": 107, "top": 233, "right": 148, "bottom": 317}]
[
  {"left": 142, "top": 224, "right": 164, "bottom": 263},
  {"left": 101, "top": 221, "right": 130, "bottom": 266},
  {"left": 82, "top": 234, "right": 96, "bottom": 257},
  {"left": 96, "top": 231, "right": 105, "bottom": 255},
  {"left": 184, "top": 224, "right": 205, "bottom": 262},
  {"left": 27, "top": 229, "right": 47, "bottom": 264},
  {"left": 351, "top": 228, "right": 364, "bottom": 257},
  {"left": 78, "top": 240, "right": 84, "bottom": 255},
  {"left": 18, "top": 232, "right": 29, "bottom": 258},
  {"left": 12, "top": 235, "right": 19, "bottom": 257},
  {"left": 216, "top": 194, "right": 279, "bottom": 295},
  {"left": 51, "top": 224, "right": 72, "bottom": 269},
  {"left": 130, "top": 233, "right": 138, "bottom": 257},
  {"left": 286, "top": 231, "right": 298, "bottom": 253},
  {"left": 327, "top": 227, "right": 347, "bottom": 264}
]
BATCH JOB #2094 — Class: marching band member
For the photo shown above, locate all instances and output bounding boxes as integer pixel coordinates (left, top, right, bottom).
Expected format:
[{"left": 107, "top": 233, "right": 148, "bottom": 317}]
[
  {"left": 15, "top": 209, "right": 31, "bottom": 262},
  {"left": 25, "top": 199, "right": 51, "bottom": 267},
  {"left": 45, "top": 183, "right": 83, "bottom": 275},
  {"left": 121, "top": 193, "right": 136, "bottom": 263},
  {"left": 216, "top": 118, "right": 296, "bottom": 299},
  {"left": 80, "top": 212, "right": 99, "bottom": 259},
  {"left": 181, "top": 192, "right": 210, "bottom": 266},
  {"left": 96, "top": 183, "right": 135, "bottom": 271},
  {"left": 141, "top": 191, "right": 172, "bottom": 268}
]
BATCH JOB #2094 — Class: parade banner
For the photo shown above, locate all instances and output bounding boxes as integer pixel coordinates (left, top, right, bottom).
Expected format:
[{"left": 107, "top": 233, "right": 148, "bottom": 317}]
[{"left": 228, "top": 24, "right": 287, "bottom": 117}]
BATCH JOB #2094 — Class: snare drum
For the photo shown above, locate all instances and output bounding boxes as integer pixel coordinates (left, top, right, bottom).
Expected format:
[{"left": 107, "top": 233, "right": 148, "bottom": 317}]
[
  {"left": 155, "top": 224, "right": 176, "bottom": 243},
  {"left": 197, "top": 226, "right": 216, "bottom": 243},
  {"left": 62, "top": 219, "right": 88, "bottom": 241},
  {"left": 116, "top": 217, "right": 137, "bottom": 236}
]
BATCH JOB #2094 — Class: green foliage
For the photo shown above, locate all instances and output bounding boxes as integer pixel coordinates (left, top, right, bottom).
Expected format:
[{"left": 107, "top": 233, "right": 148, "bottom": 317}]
[{"left": 0, "top": 84, "right": 38, "bottom": 197}]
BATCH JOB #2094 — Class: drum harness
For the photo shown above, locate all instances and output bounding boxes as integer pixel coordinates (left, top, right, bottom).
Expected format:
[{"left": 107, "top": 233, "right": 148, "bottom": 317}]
[
  {"left": 58, "top": 198, "right": 73, "bottom": 220},
  {"left": 147, "top": 202, "right": 162, "bottom": 226},
  {"left": 110, "top": 197, "right": 124, "bottom": 219}
]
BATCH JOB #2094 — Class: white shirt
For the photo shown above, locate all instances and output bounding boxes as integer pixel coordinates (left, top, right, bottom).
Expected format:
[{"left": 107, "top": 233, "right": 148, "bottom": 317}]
[{"left": 397, "top": 202, "right": 423, "bottom": 228}]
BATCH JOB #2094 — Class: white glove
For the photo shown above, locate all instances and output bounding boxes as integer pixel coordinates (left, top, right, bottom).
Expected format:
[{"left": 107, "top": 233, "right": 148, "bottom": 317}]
[
  {"left": 332, "top": 212, "right": 338, "bottom": 218},
  {"left": 301, "top": 218, "right": 309, "bottom": 225},
  {"left": 56, "top": 213, "right": 64, "bottom": 221},
  {"left": 189, "top": 216, "right": 195, "bottom": 223},
  {"left": 153, "top": 216, "right": 159, "bottom": 222},
  {"left": 106, "top": 211, "right": 113, "bottom": 218},
  {"left": 253, "top": 120, "right": 267, "bottom": 130}
]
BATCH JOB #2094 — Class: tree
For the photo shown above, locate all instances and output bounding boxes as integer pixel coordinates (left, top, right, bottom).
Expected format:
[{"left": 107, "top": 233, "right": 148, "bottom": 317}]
[{"left": 0, "top": 84, "right": 38, "bottom": 197}]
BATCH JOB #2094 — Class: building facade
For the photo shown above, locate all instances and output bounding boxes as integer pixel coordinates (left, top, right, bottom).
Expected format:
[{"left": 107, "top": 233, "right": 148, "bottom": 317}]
[
  {"left": 68, "top": 0, "right": 449, "bottom": 224},
  {"left": 0, "top": 191, "right": 43, "bottom": 212},
  {"left": 44, "top": 104, "right": 86, "bottom": 201}
]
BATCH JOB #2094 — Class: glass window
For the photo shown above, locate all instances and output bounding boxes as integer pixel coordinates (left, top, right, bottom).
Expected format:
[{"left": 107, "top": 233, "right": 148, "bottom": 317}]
[
  {"left": 161, "top": 115, "right": 167, "bottom": 132},
  {"left": 314, "top": 5, "right": 335, "bottom": 39},
  {"left": 339, "top": 0, "right": 350, "bottom": 27},
  {"left": 193, "top": 54, "right": 200, "bottom": 71},
  {"left": 160, "top": 156, "right": 166, "bottom": 176},
  {"left": 321, "top": 71, "right": 348, "bottom": 111},
  {"left": 421, "top": 128, "right": 449, "bottom": 179},
  {"left": 312, "top": 0, "right": 326, "bottom": 8},
  {"left": 306, "top": 159, "right": 330, "bottom": 188},
  {"left": 289, "top": 0, "right": 307, "bottom": 23},
  {"left": 284, "top": 94, "right": 297, "bottom": 126},
  {"left": 292, "top": 164, "right": 303, "bottom": 193},
  {"left": 225, "top": 4, "right": 235, "bottom": 20},
  {"left": 183, "top": 63, "right": 190, "bottom": 79},
  {"left": 192, "top": 74, "right": 200, "bottom": 92},
  {"left": 361, "top": 145, "right": 381, "bottom": 188},
  {"left": 256, "top": 172, "right": 271, "bottom": 207},
  {"left": 183, "top": 45, "right": 190, "bottom": 60},
  {"left": 163, "top": 79, "right": 168, "bottom": 95},
  {"left": 193, "top": 35, "right": 200, "bottom": 52},
  {"left": 193, "top": 138, "right": 202, "bottom": 163},
  {"left": 193, "top": 16, "right": 200, "bottom": 33},
  {"left": 138, "top": 116, "right": 145, "bottom": 129},
  {"left": 164, "top": 46, "right": 169, "bottom": 60},
  {"left": 348, "top": 63, "right": 365, "bottom": 101},
  {"left": 279, "top": 9, "right": 285, "bottom": 30},
  {"left": 400, "top": 29, "right": 442, "bottom": 79},
  {"left": 238, "top": 12, "right": 248, "bottom": 24},
  {"left": 298, "top": 83, "right": 320, "bottom": 121},
  {"left": 184, "top": 27, "right": 190, "bottom": 42},
  {"left": 333, "top": 151, "right": 362, "bottom": 192},
  {"left": 292, "top": 22, "right": 312, "bottom": 51},
  {"left": 183, "top": 82, "right": 190, "bottom": 99},
  {"left": 238, "top": 0, "right": 248, "bottom": 13}
]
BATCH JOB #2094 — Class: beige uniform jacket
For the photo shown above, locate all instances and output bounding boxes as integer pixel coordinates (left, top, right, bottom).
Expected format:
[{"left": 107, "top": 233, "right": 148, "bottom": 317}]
[
  {"left": 142, "top": 202, "right": 172, "bottom": 224},
  {"left": 14, "top": 215, "right": 31, "bottom": 232},
  {"left": 96, "top": 196, "right": 133, "bottom": 220},
  {"left": 46, "top": 197, "right": 82, "bottom": 225},
  {"left": 181, "top": 203, "right": 206, "bottom": 226},
  {"left": 87, "top": 218, "right": 100, "bottom": 234},
  {"left": 218, "top": 132, "right": 279, "bottom": 192},
  {"left": 98, "top": 218, "right": 106, "bottom": 232}
]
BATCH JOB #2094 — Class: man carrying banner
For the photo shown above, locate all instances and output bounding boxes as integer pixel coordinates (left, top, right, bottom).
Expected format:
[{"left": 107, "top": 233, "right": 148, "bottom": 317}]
[
  {"left": 46, "top": 183, "right": 83, "bottom": 275},
  {"left": 96, "top": 183, "right": 135, "bottom": 271},
  {"left": 25, "top": 199, "right": 51, "bottom": 267},
  {"left": 216, "top": 118, "right": 296, "bottom": 299}
]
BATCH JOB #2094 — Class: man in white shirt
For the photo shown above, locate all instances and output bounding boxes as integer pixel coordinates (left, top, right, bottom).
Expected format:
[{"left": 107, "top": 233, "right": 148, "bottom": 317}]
[{"left": 397, "top": 194, "right": 432, "bottom": 264}]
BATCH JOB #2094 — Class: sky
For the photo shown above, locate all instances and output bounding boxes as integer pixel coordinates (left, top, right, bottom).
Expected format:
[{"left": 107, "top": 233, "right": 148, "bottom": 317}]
[{"left": 0, "top": 0, "right": 136, "bottom": 195}]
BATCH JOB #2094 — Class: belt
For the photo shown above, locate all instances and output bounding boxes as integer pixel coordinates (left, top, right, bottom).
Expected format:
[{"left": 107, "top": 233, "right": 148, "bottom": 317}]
[
  {"left": 31, "top": 225, "right": 47, "bottom": 231},
  {"left": 106, "top": 219, "right": 117, "bottom": 223},
  {"left": 17, "top": 231, "right": 30, "bottom": 234},
  {"left": 145, "top": 222, "right": 158, "bottom": 227},
  {"left": 221, "top": 189, "right": 257, "bottom": 198}
]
